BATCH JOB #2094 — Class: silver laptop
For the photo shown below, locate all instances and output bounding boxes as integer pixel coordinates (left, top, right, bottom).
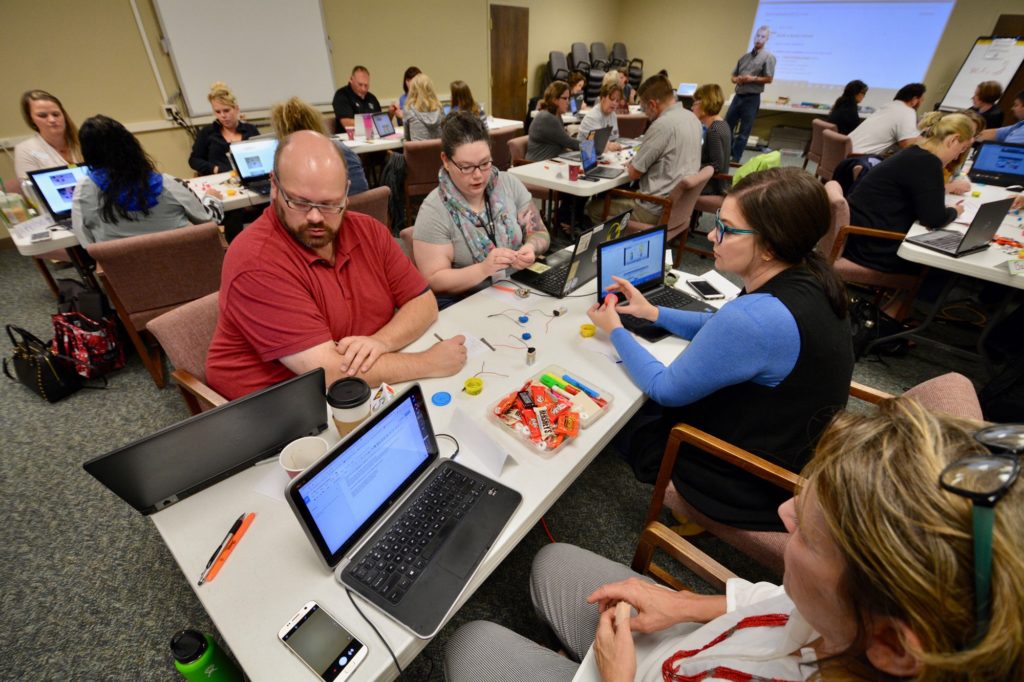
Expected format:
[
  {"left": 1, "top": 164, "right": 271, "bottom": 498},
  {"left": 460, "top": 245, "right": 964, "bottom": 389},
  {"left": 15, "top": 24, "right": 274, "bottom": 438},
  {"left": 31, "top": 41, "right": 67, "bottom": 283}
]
[
  {"left": 906, "top": 198, "right": 1013, "bottom": 257},
  {"left": 26, "top": 165, "right": 91, "bottom": 228},
  {"left": 229, "top": 137, "right": 278, "bottom": 195},
  {"left": 559, "top": 126, "right": 612, "bottom": 162},
  {"left": 286, "top": 384, "right": 522, "bottom": 638},
  {"left": 579, "top": 138, "right": 624, "bottom": 180}
]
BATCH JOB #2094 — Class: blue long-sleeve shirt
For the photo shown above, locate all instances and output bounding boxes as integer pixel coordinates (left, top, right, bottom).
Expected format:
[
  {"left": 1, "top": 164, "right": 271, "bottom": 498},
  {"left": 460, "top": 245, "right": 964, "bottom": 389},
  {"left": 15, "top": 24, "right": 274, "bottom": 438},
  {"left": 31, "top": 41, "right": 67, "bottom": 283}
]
[{"left": 609, "top": 294, "right": 800, "bottom": 407}]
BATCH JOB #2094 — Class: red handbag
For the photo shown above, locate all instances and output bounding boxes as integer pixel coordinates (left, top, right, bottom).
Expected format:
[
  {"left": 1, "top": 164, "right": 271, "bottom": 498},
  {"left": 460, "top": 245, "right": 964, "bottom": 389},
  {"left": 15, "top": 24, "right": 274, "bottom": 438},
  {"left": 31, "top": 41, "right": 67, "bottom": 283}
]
[{"left": 51, "top": 312, "right": 125, "bottom": 379}]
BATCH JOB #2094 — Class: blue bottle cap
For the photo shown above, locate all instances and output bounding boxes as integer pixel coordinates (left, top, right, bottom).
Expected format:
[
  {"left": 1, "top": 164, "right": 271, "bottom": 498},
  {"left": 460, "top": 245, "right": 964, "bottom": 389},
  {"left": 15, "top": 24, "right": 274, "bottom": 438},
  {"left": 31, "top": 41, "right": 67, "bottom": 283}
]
[
  {"left": 522, "top": 332, "right": 532, "bottom": 340},
  {"left": 518, "top": 315, "right": 529, "bottom": 323},
  {"left": 431, "top": 391, "right": 452, "bottom": 406}
]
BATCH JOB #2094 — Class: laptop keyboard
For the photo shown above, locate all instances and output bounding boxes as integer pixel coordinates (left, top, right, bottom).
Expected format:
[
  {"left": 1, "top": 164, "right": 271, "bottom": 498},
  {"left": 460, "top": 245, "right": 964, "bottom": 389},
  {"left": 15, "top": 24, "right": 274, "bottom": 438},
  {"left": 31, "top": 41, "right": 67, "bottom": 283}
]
[
  {"left": 529, "top": 263, "right": 571, "bottom": 291},
  {"left": 247, "top": 178, "right": 272, "bottom": 195},
  {"left": 922, "top": 231, "right": 962, "bottom": 250},
  {"left": 349, "top": 467, "right": 485, "bottom": 605},
  {"left": 645, "top": 286, "right": 701, "bottom": 308}
]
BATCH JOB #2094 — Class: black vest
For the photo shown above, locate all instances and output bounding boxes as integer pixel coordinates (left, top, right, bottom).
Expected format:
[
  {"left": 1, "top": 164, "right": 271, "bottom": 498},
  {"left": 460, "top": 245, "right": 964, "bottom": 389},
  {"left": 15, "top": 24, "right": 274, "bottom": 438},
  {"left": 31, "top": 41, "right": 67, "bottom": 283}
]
[{"left": 673, "top": 267, "right": 853, "bottom": 531}]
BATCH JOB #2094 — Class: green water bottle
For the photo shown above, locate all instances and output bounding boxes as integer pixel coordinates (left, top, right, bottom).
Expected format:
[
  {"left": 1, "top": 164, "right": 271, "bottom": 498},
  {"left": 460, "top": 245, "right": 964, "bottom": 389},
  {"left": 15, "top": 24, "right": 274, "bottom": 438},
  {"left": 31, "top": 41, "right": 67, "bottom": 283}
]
[{"left": 170, "top": 629, "right": 244, "bottom": 681}]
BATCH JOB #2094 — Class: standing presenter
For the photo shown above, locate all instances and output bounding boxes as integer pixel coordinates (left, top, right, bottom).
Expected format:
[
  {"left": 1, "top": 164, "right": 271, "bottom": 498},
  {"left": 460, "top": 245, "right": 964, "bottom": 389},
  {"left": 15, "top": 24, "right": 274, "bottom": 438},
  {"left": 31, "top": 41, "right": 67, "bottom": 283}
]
[{"left": 724, "top": 25, "right": 776, "bottom": 161}]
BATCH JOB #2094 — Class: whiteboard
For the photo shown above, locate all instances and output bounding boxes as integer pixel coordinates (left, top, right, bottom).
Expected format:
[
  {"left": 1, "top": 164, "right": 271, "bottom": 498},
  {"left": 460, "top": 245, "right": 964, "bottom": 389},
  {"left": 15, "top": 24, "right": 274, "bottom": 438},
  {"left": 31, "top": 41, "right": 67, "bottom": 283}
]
[
  {"left": 153, "top": 0, "right": 335, "bottom": 117},
  {"left": 939, "top": 37, "right": 1024, "bottom": 112}
]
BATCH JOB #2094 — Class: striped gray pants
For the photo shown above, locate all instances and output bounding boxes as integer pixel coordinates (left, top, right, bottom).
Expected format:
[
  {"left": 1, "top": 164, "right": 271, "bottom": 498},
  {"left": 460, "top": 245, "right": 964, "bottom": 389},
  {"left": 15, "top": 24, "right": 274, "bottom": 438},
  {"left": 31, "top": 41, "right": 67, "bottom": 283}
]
[{"left": 443, "top": 543, "right": 642, "bottom": 682}]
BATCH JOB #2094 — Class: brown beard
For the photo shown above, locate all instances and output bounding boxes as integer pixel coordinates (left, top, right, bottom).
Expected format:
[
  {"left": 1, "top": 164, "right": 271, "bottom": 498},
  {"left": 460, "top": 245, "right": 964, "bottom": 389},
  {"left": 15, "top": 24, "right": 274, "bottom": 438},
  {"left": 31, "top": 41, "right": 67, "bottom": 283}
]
[{"left": 275, "top": 200, "right": 340, "bottom": 251}]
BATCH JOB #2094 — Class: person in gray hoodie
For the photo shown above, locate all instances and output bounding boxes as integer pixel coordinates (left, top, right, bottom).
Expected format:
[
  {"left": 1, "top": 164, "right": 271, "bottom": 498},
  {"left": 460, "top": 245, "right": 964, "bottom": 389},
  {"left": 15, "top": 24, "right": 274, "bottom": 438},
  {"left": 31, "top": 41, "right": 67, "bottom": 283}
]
[{"left": 403, "top": 74, "right": 444, "bottom": 141}]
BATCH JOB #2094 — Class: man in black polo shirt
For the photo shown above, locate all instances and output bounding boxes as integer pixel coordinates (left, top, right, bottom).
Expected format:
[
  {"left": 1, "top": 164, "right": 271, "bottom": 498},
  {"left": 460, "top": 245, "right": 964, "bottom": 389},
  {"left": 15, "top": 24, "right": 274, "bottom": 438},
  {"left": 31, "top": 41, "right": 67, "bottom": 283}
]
[
  {"left": 332, "top": 65, "right": 382, "bottom": 129},
  {"left": 724, "top": 25, "right": 776, "bottom": 161}
]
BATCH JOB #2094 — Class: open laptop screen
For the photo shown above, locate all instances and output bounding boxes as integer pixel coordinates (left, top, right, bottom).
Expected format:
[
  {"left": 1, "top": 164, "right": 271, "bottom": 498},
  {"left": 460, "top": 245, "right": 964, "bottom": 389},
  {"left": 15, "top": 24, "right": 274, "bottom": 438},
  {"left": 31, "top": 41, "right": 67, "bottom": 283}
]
[
  {"left": 229, "top": 138, "right": 278, "bottom": 180},
  {"left": 969, "top": 141, "right": 1024, "bottom": 186},
  {"left": 580, "top": 138, "right": 598, "bottom": 172},
  {"left": 292, "top": 385, "right": 436, "bottom": 566},
  {"left": 677, "top": 83, "right": 698, "bottom": 97},
  {"left": 597, "top": 227, "right": 666, "bottom": 303},
  {"left": 26, "top": 165, "right": 90, "bottom": 220},
  {"left": 372, "top": 112, "right": 396, "bottom": 137}
]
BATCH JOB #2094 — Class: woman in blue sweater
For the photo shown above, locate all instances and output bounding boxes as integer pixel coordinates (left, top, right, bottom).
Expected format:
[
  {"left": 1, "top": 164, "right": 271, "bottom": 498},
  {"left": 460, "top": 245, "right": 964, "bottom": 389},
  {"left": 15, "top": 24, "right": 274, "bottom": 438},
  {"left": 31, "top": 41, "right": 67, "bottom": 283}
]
[{"left": 588, "top": 167, "right": 853, "bottom": 531}]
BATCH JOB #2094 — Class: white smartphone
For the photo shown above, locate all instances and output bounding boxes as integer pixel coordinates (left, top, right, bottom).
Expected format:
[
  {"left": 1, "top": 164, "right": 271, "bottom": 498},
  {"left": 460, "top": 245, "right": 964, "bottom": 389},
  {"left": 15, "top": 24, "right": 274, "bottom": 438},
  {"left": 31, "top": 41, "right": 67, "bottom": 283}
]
[
  {"left": 686, "top": 279, "right": 725, "bottom": 300},
  {"left": 279, "top": 601, "right": 368, "bottom": 681}
]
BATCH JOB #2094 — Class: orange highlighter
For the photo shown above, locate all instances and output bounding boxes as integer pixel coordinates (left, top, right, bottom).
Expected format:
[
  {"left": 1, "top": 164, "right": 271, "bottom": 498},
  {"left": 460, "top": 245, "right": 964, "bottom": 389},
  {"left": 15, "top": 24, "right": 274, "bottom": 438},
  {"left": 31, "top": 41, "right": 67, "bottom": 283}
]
[{"left": 199, "top": 512, "right": 255, "bottom": 586}]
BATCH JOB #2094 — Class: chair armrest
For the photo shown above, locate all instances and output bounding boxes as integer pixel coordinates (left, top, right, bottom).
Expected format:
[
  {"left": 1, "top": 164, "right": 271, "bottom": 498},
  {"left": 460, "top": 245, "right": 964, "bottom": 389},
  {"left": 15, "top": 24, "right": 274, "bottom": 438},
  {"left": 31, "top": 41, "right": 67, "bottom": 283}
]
[
  {"left": 633, "top": 522, "right": 736, "bottom": 591},
  {"left": 828, "top": 224, "right": 906, "bottom": 263},
  {"left": 849, "top": 381, "right": 894, "bottom": 404},
  {"left": 172, "top": 369, "right": 227, "bottom": 410},
  {"left": 606, "top": 188, "right": 668, "bottom": 207},
  {"left": 643, "top": 423, "right": 803, "bottom": 529},
  {"left": 512, "top": 158, "right": 532, "bottom": 167}
]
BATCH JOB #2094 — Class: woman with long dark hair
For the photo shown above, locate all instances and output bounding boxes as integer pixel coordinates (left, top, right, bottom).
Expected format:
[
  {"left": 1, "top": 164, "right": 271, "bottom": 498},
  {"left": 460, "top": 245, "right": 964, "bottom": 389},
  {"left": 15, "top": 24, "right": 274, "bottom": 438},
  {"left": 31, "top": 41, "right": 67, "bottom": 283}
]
[
  {"left": 72, "top": 115, "right": 222, "bottom": 244},
  {"left": 827, "top": 79, "right": 867, "bottom": 135}
]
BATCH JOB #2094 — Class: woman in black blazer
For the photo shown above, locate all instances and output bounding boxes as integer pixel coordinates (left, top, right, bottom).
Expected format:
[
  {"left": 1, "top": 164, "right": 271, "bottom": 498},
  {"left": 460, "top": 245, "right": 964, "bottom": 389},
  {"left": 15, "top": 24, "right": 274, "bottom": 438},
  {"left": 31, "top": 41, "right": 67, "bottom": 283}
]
[{"left": 188, "top": 81, "right": 260, "bottom": 176}]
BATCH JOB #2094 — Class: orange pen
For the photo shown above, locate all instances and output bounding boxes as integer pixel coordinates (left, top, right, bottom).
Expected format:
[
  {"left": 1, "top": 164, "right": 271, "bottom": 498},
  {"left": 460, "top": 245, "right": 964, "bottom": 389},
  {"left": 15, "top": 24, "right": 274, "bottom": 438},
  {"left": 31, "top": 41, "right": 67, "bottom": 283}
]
[{"left": 199, "top": 512, "right": 255, "bottom": 585}]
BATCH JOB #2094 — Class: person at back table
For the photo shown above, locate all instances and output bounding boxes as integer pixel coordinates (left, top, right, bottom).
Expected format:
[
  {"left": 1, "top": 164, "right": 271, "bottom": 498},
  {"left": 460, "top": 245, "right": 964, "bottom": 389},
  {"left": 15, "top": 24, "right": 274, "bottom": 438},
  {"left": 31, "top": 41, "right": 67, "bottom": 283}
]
[
  {"left": 978, "top": 89, "right": 1024, "bottom": 144},
  {"left": 389, "top": 65, "right": 421, "bottom": 124},
  {"left": 332, "top": 65, "right": 382, "bottom": 129},
  {"left": 567, "top": 71, "right": 589, "bottom": 114},
  {"left": 577, "top": 81, "right": 623, "bottom": 152},
  {"left": 449, "top": 80, "right": 486, "bottom": 121},
  {"left": 724, "top": 25, "right": 776, "bottom": 161},
  {"left": 848, "top": 82, "right": 924, "bottom": 155},
  {"left": 206, "top": 131, "right": 466, "bottom": 401},
  {"left": 692, "top": 83, "right": 731, "bottom": 195},
  {"left": 585, "top": 75, "right": 701, "bottom": 225},
  {"left": 72, "top": 115, "right": 223, "bottom": 244},
  {"left": 269, "top": 96, "right": 368, "bottom": 197},
  {"left": 403, "top": 74, "right": 444, "bottom": 141},
  {"left": 413, "top": 112, "right": 549, "bottom": 300},
  {"left": 843, "top": 112, "right": 974, "bottom": 277},
  {"left": 14, "top": 90, "right": 82, "bottom": 179},
  {"left": 527, "top": 81, "right": 580, "bottom": 162},
  {"left": 188, "top": 82, "right": 260, "bottom": 176},
  {"left": 969, "top": 80, "right": 1004, "bottom": 131},
  {"left": 826, "top": 79, "right": 867, "bottom": 136}
]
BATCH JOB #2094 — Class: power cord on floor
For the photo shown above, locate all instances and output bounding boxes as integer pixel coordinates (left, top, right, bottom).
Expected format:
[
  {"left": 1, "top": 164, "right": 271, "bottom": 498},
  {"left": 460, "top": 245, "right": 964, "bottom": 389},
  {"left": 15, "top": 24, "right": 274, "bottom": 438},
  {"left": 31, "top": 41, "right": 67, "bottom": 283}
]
[{"left": 345, "top": 587, "right": 402, "bottom": 675}]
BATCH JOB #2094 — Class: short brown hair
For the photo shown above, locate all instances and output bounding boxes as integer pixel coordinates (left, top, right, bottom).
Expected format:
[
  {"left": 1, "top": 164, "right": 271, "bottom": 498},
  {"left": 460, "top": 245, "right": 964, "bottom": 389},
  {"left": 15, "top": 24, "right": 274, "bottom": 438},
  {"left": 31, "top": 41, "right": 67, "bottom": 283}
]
[
  {"left": 693, "top": 83, "right": 724, "bottom": 116},
  {"left": 636, "top": 75, "right": 674, "bottom": 105},
  {"left": 541, "top": 81, "right": 569, "bottom": 115},
  {"left": 568, "top": 71, "right": 585, "bottom": 89},
  {"left": 599, "top": 81, "right": 623, "bottom": 100},
  {"left": 975, "top": 80, "right": 1003, "bottom": 105}
]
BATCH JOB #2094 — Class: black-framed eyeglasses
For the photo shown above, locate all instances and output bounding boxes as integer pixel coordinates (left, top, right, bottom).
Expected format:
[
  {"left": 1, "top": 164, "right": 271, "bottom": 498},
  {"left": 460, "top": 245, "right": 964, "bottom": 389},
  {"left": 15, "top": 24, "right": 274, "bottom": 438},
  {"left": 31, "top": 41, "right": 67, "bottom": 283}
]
[
  {"left": 450, "top": 159, "right": 493, "bottom": 176},
  {"left": 275, "top": 179, "right": 349, "bottom": 215},
  {"left": 939, "top": 423, "right": 1024, "bottom": 643},
  {"left": 713, "top": 210, "right": 756, "bottom": 244}
]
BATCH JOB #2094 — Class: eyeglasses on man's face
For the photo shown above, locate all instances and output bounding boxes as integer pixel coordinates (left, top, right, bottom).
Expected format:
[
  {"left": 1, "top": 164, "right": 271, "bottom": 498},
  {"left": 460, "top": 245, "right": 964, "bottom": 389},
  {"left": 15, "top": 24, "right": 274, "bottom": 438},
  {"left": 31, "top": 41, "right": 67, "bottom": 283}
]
[{"left": 275, "top": 180, "right": 348, "bottom": 215}]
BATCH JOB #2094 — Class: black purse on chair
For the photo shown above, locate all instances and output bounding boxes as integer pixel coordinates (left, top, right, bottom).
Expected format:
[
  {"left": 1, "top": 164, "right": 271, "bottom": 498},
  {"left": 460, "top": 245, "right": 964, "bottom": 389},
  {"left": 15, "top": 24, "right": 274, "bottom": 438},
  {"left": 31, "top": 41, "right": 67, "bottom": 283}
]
[{"left": 3, "top": 325, "right": 82, "bottom": 403}]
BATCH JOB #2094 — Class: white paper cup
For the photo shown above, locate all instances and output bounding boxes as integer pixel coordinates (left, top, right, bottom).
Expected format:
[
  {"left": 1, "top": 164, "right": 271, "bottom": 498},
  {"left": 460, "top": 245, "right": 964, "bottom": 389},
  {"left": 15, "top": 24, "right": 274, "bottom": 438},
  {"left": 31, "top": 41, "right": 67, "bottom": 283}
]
[{"left": 280, "top": 436, "right": 329, "bottom": 478}]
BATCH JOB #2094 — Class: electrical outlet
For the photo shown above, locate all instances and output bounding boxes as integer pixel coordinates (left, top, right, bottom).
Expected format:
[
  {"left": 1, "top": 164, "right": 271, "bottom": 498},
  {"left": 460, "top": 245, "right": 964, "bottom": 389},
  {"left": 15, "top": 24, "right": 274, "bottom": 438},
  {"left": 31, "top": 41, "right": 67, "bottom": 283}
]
[{"left": 162, "top": 105, "right": 178, "bottom": 120}]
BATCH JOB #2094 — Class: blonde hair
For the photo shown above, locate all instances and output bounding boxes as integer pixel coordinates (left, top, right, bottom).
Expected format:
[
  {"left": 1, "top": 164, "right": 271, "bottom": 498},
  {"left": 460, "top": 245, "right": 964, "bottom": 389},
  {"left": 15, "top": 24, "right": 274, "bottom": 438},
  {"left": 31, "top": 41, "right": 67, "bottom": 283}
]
[
  {"left": 406, "top": 74, "right": 442, "bottom": 113},
  {"left": 601, "top": 70, "right": 620, "bottom": 89},
  {"left": 917, "top": 112, "right": 974, "bottom": 154},
  {"left": 693, "top": 83, "right": 724, "bottom": 117},
  {"left": 207, "top": 81, "right": 238, "bottom": 109},
  {"left": 804, "top": 398, "right": 1024, "bottom": 681},
  {"left": 270, "top": 97, "right": 327, "bottom": 137}
]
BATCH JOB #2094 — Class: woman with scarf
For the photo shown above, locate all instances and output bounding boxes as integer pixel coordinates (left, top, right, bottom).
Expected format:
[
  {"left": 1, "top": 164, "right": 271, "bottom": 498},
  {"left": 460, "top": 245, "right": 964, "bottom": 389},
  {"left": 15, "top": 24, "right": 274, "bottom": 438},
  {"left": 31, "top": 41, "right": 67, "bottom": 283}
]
[
  {"left": 72, "top": 115, "right": 222, "bottom": 244},
  {"left": 413, "top": 111, "right": 549, "bottom": 300}
]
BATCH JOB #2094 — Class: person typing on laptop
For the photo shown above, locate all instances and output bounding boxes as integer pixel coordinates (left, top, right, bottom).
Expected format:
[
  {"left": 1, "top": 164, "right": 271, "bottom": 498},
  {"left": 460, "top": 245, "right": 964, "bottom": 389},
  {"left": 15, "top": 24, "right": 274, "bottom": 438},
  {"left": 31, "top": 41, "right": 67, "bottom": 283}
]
[
  {"left": 527, "top": 81, "right": 581, "bottom": 162},
  {"left": 206, "top": 131, "right": 466, "bottom": 400},
  {"left": 413, "top": 112, "right": 549, "bottom": 301},
  {"left": 187, "top": 82, "right": 260, "bottom": 176},
  {"left": 577, "top": 81, "right": 623, "bottom": 152},
  {"left": 332, "top": 65, "right": 383, "bottom": 130},
  {"left": 584, "top": 75, "right": 701, "bottom": 225},
  {"left": 587, "top": 168, "right": 852, "bottom": 532},
  {"left": 72, "top": 115, "right": 223, "bottom": 244}
]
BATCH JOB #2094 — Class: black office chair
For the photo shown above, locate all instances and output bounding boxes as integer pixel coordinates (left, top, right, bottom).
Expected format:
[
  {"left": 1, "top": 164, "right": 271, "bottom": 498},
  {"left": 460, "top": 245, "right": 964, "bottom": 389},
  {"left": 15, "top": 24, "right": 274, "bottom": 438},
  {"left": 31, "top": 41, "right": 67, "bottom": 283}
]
[
  {"left": 590, "top": 42, "right": 610, "bottom": 70},
  {"left": 548, "top": 51, "right": 569, "bottom": 83},
  {"left": 523, "top": 96, "right": 542, "bottom": 134},
  {"left": 569, "top": 42, "right": 591, "bottom": 73},
  {"left": 610, "top": 42, "right": 629, "bottom": 69}
]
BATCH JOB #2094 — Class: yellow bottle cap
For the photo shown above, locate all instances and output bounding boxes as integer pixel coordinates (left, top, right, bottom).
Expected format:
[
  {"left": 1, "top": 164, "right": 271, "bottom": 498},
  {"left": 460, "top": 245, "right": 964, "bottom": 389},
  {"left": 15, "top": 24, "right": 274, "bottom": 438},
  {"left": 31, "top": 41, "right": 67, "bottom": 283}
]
[
  {"left": 579, "top": 323, "right": 596, "bottom": 337},
  {"left": 464, "top": 377, "right": 484, "bottom": 395}
]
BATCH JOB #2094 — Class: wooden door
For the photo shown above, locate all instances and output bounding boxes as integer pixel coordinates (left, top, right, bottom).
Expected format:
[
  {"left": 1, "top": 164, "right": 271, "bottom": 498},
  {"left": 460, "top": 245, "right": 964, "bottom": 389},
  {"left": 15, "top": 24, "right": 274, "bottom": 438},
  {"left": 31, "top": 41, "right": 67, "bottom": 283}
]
[{"left": 490, "top": 5, "right": 529, "bottom": 120}]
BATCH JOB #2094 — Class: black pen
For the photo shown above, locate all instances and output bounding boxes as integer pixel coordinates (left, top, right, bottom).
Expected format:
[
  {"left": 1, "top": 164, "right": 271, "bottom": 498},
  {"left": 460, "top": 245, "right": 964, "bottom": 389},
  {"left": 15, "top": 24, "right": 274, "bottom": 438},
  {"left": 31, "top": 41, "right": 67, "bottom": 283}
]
[
  {"left": 434, "top": 333, "right": 444, "bottom": 342},
  {"left": 197, "top": 513, "right": 245, "bottom": 586}
]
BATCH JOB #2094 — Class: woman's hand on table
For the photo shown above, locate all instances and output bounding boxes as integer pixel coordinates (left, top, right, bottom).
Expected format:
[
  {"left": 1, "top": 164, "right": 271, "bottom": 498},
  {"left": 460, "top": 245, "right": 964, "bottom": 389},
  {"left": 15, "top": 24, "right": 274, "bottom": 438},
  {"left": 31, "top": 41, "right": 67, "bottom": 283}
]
[
  {"left": 946, "top": 178, "right": 971, "bottom": 195},
  {"left": 482, "top": 247, "right": 519, "bottom": 276}
]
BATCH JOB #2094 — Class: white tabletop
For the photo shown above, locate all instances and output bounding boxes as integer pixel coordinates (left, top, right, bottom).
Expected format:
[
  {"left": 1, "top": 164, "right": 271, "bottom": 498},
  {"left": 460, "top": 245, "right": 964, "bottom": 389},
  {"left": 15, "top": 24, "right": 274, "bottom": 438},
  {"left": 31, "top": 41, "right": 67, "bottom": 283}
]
[
  {"left": 507, "top": 150, "right": 635, "bottom": 198},
  {"left": 487, "top": 117, "right": 525, "bottom": 131},
  {"left": 188, "top": 172, "right": 264, "bottom": 212},
  {"left": 898, "top": 183, "right": 1024, "bottom": 290},
  {"left": 9, "top": 220, "right": 79, "bottom": 256},
  {"left": 147, "top": 267, "right": 723, "bottom": 681}
]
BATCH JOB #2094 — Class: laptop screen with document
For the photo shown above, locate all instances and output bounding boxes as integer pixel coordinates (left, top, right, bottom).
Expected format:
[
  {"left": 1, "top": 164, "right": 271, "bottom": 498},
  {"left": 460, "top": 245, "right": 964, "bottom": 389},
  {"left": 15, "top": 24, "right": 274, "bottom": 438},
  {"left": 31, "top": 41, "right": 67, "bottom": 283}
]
[
  {"left": 968, "top": 141, "right": 1024, "bottom": 187},
  {"left": 597, "top": 227, "right": 666, "bottom": 303},
  {"left": 26, "top": 165, "right": 90, "bottom": 220},
  {"left": 230, "top": 138, "right": 278, "bottom": 180}
]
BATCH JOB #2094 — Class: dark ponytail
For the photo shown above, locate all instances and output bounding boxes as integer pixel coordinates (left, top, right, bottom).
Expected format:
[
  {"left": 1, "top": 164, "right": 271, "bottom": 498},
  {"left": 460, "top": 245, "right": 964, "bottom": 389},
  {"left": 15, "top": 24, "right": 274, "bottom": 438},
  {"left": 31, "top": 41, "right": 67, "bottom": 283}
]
[{"left": 730, "top": 167, "right": 849, "bottom": 319}]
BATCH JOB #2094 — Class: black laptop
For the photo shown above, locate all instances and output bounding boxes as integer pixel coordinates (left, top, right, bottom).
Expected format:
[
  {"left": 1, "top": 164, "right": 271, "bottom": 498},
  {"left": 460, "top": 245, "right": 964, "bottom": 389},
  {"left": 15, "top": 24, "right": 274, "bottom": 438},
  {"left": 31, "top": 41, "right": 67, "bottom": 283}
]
[
  {"left": 229, "top": 137, "right": 278, "bottom": 195},
  {"left": 559, "top": 126, "right": 612, "bottom": 162},
  {"left": 83, "top": 369, "right": 328, "bottom": 514},
  {"left": 371, "top": 112, "right": 400, "bottom": 139},
  {"left": 579, "top": 138, "right": 624, "bottom": 180},
  {"left": 906, "top": 198, "right": 1013, "bottom": 257},
  {"left": 286, "top": 384, "right": 522, "bottom": 639},
  {"left": 26, "top": 165, "right": 91, "bottom": 228},
  {"left": 597, "top": 225, "right": 715, "bottom": 341},
  {"left": 511, "top": 210, "right": 630, "bottom": 296},
  {"left": 967, "top": 141, "right": 1024, "bottom": 188}
]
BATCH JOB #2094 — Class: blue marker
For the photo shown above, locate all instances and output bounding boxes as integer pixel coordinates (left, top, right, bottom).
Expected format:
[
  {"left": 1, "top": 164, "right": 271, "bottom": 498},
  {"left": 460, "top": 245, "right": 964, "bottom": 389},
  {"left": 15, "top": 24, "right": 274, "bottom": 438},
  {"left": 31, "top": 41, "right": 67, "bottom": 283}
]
[{"left": 562, "top": 373, "right": 599, "bottom": 399}]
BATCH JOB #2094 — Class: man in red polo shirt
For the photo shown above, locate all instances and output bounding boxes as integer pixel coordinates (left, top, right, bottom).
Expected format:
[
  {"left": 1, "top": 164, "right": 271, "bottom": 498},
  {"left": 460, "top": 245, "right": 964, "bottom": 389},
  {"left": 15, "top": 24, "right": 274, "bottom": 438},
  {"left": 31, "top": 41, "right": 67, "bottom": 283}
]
[{"left": 206, "top": 131, "right": 466, "bottom": 400}]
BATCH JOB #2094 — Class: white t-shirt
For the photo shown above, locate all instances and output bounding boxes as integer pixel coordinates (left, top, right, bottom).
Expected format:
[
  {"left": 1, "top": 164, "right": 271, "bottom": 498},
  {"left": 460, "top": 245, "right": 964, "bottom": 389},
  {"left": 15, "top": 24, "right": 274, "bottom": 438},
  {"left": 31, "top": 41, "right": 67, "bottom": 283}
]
[
  {"left": 848, "top": 100, "right": 919, "bottom": 155},
  {"left": 13, "top": 134, "right": 82, "bottom": 180},
  {"left": 573, "top": 579, "right": 819, "bottom": 682}
]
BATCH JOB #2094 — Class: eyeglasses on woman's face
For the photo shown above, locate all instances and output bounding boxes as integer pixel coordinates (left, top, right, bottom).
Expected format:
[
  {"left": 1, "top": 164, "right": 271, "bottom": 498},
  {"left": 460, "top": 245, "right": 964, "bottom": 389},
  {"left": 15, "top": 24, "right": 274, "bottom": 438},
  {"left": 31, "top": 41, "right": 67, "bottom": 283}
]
[
  {"left": 713, "top": 210, "right": 757, "bottom": 244},
  {"left": 450, "top": 159, "right": 493, "bottom": 176}
]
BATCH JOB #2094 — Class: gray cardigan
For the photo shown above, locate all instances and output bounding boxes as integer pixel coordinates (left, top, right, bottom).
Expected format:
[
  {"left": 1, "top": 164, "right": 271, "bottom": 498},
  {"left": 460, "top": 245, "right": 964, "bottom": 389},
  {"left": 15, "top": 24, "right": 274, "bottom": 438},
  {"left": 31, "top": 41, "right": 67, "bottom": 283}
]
[
  {"left": 403, "top": 106, "right": 443, "bottom": 141},
  {"left": 526, "top": 110, "right": 579, "bottom": 162}
]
